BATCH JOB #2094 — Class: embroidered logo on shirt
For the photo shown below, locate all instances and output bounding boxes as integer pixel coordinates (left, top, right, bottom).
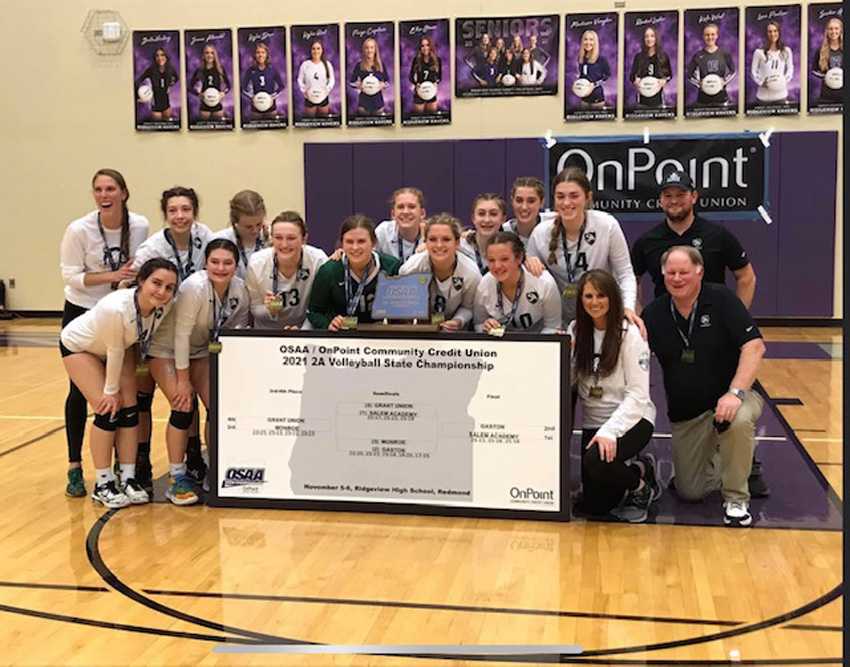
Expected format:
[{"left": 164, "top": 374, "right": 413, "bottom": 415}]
[
  {"left": 452, "top": 276, "right": 464, "bottom": 290},
  {"left": 583, "top": 231, "right": 597, "bottom": 245},
  {"left": 229, "top": 297, "right": 240, "bottom": 310},
  {"left": 638, "top": 351, "right": 650, "bottom": 371},
  {"left": 526, "top": 290, "right": 539, "bottom": 304},
  {"left": 692, "top": 238, "right": 703, "bottom": 249},
  {"left": 297, "top": 267, "right": 311, "bottom": 280},
  {"left": 700, "top": 314, "right": 711, "bottom": 327}
]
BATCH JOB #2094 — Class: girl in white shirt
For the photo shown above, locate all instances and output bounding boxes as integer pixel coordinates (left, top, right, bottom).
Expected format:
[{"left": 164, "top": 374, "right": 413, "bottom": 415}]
[
  {"left": 750, "top": 20, "right": 794, "bottom": 103},
  {"left": 246, "top": 211, "right": 328, "bottom": 329},
  {"left": 59, "top": 168, "right": 149, "bottom": 498},
  {"left": 297, "top": 39, "right": 335, "bottom": 117},
  {"left": 570, "top": 269, "right": 658, "bottom": 522},
  {"left": 375, "top": 187, "right": 428, "bottom": 263},
  {"left": 399, "top": 214, "right": 482, "bottom": 331},
  {"left": 60, "top": 258, "right": 178, "bottom": 509},
  {"left": 459, "top": 193, "right": 507, "bottom": 274},
  {"left": 474, "top": 231, "right": 562, "bottom": 334},
  {"left": 212, "top": 190, "right": 269, "bottom": 280},
  {"left": 502, "top": 176, "right": 556, "bottom": 244},
  {"left": 148, "top": 239, "right": 250, "bottom": 506}
]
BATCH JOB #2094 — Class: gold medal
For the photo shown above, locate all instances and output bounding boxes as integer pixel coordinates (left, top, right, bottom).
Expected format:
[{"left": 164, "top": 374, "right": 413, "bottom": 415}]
[
  {"left": 681, "top": 349, "right": 695, "bottom": 364},
  {"left": 341, "top": 316, "right": 358, "bottom": 330},
  {"left": 267, "top": 297, "right": 283, "bottom": 316},
  {"left": 208, "top": 341, "right": 223, "bottom": 354},
  {"left": 487, "top": 326, "right": 506, "bottom": 338},
  {"left": 135, "top": 362, "right": 150, "bottom": 378},
  {"left": 430, "top": 313, "right": 445, "bottom": 325},
  {"left": 589, "top": 386, "right": 603, "bottom": 398},
  {"left": 563, "top": 283, "right": 579, "bottom": 299}
]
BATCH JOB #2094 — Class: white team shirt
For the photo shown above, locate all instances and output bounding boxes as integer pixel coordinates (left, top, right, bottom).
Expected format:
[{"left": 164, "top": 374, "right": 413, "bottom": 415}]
[
  {"left": 518, "top": 60, "right": 546, "bottom": 85},
  {"left": 399, "top": 252, "right": 482, "bottom": 327},
  {"left": 131, "top": 222, "right": 214, "bottom": 282},
  {"left": 60, "top": 288, "right": 171, "bottom": 395},
  {"left": 502, "top": 210, "right": 557, "bottom": 245},
  {"left": 526, "top": 210, "right": 636, "bottom": 326},
  {"left": 473, "top": 267, "right": 561, "bottom": 333},
  {"left": 751, "top": 47, "right": 794, "bottom": 102},
  {"left": 567, "top": 321, "right": 656, "bottom": 440},
  {"left": 297, "top": 59, "right": 335, "bottom": 97},
  {"left": 245, "top": 245, "right": 328, "bottom": 329},
  {"left": 60, "top": 210, "right": 150, "bottom": 309},
  {"left": 375, "top": 219, "right": 422, "bottom": 262},
  {"left": 212, "top": 226, "right": 268, "bottom": 280},
  {"left": 458, "top": 235, "right": 490, "bottom": 274},
  {"left": 150, "top": 270, "right": 250, "bottom": 368}
]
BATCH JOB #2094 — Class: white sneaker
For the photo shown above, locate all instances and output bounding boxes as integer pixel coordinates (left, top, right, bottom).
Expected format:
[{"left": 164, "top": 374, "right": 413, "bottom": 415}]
[
  {"left": 723, "top": 500, "right": 752, "bottom": 527},
  {"left": 121, "top": 478, "right": 150, "bottom": 504},
  {"left": 92, "top": 481, "right": 131, "bottom": 509}
]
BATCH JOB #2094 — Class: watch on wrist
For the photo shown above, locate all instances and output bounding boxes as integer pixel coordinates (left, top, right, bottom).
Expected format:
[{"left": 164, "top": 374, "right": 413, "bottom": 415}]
[{"left": 729, "top": 388, "right": 746, "bottom": 401}]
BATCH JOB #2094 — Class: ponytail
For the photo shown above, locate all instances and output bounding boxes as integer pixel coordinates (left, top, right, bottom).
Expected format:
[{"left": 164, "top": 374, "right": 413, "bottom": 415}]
[{"left": 547, "top": 222, "right": 563, "bottom": 265}]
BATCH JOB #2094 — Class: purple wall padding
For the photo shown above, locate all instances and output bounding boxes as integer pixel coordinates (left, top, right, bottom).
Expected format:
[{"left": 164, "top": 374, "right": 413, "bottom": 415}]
[{"left": 305, "top": 131, "right": 837, "bottom": 317}]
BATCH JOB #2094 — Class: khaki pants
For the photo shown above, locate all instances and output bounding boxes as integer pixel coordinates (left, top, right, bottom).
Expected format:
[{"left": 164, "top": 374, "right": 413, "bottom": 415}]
[{"left": 670, "top": 392, "right": 764, "bottom": 503}]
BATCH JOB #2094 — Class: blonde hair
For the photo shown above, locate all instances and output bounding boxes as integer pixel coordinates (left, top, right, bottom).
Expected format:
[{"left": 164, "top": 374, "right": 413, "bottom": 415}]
[
  {"left": 389, "top": 186, "right": 426, "bottom": 208},
  {"left": 425, "top": 213, "right": 462, "bottom": 241},
  {"left": 819, "top": 18, "right": 843, "bottom": 71},
  {"left": 578, "top": 31, "right": 600, "bottom": 64},
  {"left": 361, "top": 37, "right": 384, "bottom": 73},
  {"left": 229, "top": 190, "right": 266, "bottom": 227}
]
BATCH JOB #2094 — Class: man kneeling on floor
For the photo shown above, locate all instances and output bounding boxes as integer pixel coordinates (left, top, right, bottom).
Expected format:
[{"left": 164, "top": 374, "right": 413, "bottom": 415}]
[{"left": 642, "top": 246, "right": 766, "bottom": 527}]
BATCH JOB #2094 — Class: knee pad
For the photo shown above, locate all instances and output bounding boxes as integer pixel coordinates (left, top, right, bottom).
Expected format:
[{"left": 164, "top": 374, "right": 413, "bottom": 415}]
[
  {"left": 116, "top": 406, "right": 139, "bottom": 428},
  {"left": 137, "top": 392, "right": 153, "bottom": 412},
  {"left": 169, "top": 410, "right": 193, "bottom": 430},
  {"left": 93, "top": 412, "right": 118, "bottom": 432}
]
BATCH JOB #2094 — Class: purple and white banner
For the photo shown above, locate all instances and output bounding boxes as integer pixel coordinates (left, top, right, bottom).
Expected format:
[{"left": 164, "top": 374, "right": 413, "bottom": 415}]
[
  {"left": 345, "top": 21, "right": 395, "bottom": 127},
  {"left": 564, "top": 13, "right": 618, "bottom": 122},
  {"left": 291, "top": 24, "right": 343, "bottom": 128},
  {"left": 684, "top": 8, "right": 740, "bottom": 118},
  {"left": 623, "top": 11, "right": 679, "bottom": 120},
  {"left": 133, "top": 30, "right": 181, "bottom": 131},
  {"left": 807, "top": 3, "right": 843, "bottom": 115},
  {"left": 455, "top": 15, "right": 559, "bottom": 98},
  {"left": 744, "top": 5, "right": 801, "bottom": 116},
  {"left": 238, "top": 27, "right": 287, "bottom": 130},
  {"left": 185, "top": 29, "right": 234, "bottom": 131},
  {"left": 399, "top": 19, "right": 451, "bottom": 126}
]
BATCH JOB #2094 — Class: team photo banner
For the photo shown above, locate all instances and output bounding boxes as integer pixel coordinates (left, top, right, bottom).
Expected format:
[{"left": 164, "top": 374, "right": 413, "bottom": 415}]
[
  {"left": 210, "top": 332, "right": 570, "bottom": 521},
  {"left": 399, "top": 19, "right": 452, "bottom": 126},
  {"left": 547, "top": 134, "right": 767, "bottom": 218},
  {"left": 133, "top": 30, "right": 181, "bottom": 131},
  {"left": 744, "top": 4, "right": 802, "bottom": 116},
  {"left": 623, "top": 11, "right": 679, "bottom": 120},
  {"left": 237, "top": 27, "right": 288, "bottom": 130},
  {"left": 564, "top": 13, "right": 619, "bottom": 122},
  {"left": 455, "top": 15, "right": 559, "bottom": 98},
  {"left": 345, "top": 21, "right": 396, "bottom": 127},
  {"left": 291, "top": 23, "right": 343, "bottom": 128},
  {"left": 684, "top": 8, "right": 740, "bottom": 119},
  {"left": 185, "top": 29, "right": 235, "bottom": 131},
  {"left": 807, "top": 3, "right": 843, "bottom": 115}
]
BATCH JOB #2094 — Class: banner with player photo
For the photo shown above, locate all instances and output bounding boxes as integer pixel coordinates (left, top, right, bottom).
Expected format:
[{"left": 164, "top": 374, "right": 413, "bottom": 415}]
[
  {"left": 564, "top": 13, "right": 619, "bottom": 121},
  {"left": 185, "top": 29, "right": 234, "bottom": 131},
  {"left": 623, "top": 11, "right": 679, "bottom": 120},
  {"left": 744, "top": 5, "right": 801, "bottom": 116},
  {"left": 237, "top": 27, "right": 287, "bottom": 130},
  {"left": 291, "top": 24, "right": 343, "bottom": 128},
  {"left": 133, "top": 31, "right": 181, "bottom": 131},
  {"left": 455, "top": 15, "right": 559, "bottom": 98},
  {"left": 807, "top": 3, "right": 843, "bottom": 115},
  {"left": 399, "top": 19, "right": 452, "bottom": 126},
  {"left": 345, "top": 22, "right": 395, "bottom": 127},
  {"left": 684, "top": 8, "right": 740, "bottom": 118}
]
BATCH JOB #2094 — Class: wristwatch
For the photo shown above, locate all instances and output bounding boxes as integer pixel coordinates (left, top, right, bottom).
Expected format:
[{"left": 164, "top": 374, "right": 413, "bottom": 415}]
[{"left": 728, "top": 388, "right": 746, "bottom": 401}]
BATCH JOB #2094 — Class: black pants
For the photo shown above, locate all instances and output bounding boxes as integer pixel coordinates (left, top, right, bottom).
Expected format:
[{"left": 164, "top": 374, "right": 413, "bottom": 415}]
[
  {"left": 61, "top": 301, "right": 89, "bottom": 464},
  {"left": 579, "top": 418, "right": 654, "bottom": 516}
]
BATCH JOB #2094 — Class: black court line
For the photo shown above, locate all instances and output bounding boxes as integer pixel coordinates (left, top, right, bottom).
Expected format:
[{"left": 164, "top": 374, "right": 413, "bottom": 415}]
[
  {"left": 0, "top": 423, "right": 66, "bottom": 458},
  {"left": 783, "top": 623, "right": 843, "bottom": 632},
  {"left": 771, "top": 397, "right": 805, "bottom": 406},
  {"left": 0, "top": 601, "right": 259, "bottom": 644},
  {"left": 813, "top": 462, "right": 843, "bottom": 467},
  {"left": 0, "top": 580, "right": 108, "bottom": 593},
  {"left": 143, "top": 588, "right": 742, "bottom": 628}
]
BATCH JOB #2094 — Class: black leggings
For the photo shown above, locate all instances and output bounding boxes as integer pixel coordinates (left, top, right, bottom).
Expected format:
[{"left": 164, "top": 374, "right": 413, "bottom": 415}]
[
  {"left": 61, "top": 301, "right": 89, "bottom": 464},
  {"left": 579, "top": 418, "right": 654, "bottom": 516}
]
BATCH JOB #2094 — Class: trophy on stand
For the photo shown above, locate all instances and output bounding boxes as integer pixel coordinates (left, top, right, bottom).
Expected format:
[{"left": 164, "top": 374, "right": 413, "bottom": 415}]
[{"left": 359, "top": 273, "right": 440, "bottom": 332}]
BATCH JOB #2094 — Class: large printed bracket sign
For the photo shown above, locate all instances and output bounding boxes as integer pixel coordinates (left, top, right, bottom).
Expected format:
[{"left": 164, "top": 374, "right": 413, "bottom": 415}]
[
  {"left": 546, "top": 132, "right": 769, "bottom": 221},
  {"left": 208, "top": 330, "right": 571, "bottom": 521}
]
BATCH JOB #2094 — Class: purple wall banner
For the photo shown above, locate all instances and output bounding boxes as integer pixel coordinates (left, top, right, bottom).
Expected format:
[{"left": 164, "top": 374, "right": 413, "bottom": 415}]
[
  {"left": 185, "top": 29, "right": 234, "bottom": 131},
  {"left": 455, "top": 15, "right": 559, "bottom": 98},
  {"left": 744, "top": 5, "right": 801, "bottom": 116},
  {"left": 133, "top": 30, "right": 181, "bottom": 131},
  {"left": 237, "top": 27, "right": 288, "bottom": 130},
  {"left": 623, "top": 11, "right": 679, "bottom": 120},
  {"left": 291, "top": 24, "right": 343, "bottom": 128},
  {"left": 807, "top": 3, "right": 843, "bottom": 115},
  {"left": 564, "top": 13, "right": 619, "bottom": 122},
  {"left": 683, "top": 8, "right": 740, "bottom": 118},
  {"left": 399, "top": 19, "right": 451, "bottom": 126},
  {"left": 344, "top": 22, "right": 395, "bottom": 127}
]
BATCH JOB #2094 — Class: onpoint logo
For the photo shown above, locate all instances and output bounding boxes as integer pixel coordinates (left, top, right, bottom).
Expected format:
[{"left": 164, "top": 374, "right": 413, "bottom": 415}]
[{"left": 509, "top": 486, "right": 555, "bottom": 502}]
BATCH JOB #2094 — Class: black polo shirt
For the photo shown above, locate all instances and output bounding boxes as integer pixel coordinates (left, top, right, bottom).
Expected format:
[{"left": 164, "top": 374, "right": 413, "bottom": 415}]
[
  {"left": 643, "top": 283, "right": 762, "bottom": 422},
  {"left": 631, "top": 216, "right": 750, "bottom": 298}
]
